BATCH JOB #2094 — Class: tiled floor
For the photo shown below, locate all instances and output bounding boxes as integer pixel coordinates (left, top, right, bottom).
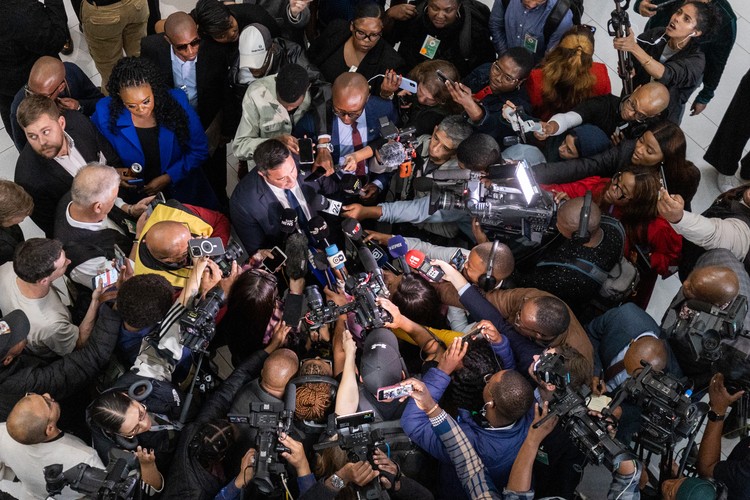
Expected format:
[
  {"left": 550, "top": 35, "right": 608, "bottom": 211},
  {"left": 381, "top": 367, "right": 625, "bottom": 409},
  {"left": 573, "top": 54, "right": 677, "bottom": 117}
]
[{"left": 1, "top": 0, "right": 748, "bottom": 494}]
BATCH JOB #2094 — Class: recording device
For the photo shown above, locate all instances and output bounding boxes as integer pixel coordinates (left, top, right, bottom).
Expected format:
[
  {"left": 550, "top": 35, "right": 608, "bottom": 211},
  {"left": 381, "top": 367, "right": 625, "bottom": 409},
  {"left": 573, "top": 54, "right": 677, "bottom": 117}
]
[
  {"left": 312, "top": 194, "right": 343, "bottom": 217},
  {"left": 428, "top": 160, "right": 557, "bottom": 244},
  {"left": 285, "top": 233, "right": 309, "bottom": 281},
  {"left": 387, "top": 235, "right": 411, "bottom": 275},
  {"left": 303, "top": 274, "right": 392, "bottom": 332},
  {"left": 325, "top": 243, "right": 348, "bottom": 275},
  {"left": 44, "top": 449, "right": 139, "bottom": 500},
  {"left": 227, "top": 400, "right": 294, "bottom": 495},
  {"left": 533, "top": 351, "right": 571, "bottom": 389},
  {"left": 450, "top": 248, "right": 467, "bottom": 271},
  {"left": 189, "top": 237, "right": 225, "bottom": 258},
  {"left": 144, "top": 192, "right": 166, "bottom": 217},
  {"left": 299, "top": 137, "right": 315, "bottom": 165},
  {"left": 398, "top": 77, "right": 418, "bottom": 93},
  {"left": 341, "top": 218, "right": 390, "bottom": 294},
  {"left": 261, "top": 246, "right": 287, "bottom": 273},
  {"left": 435, "top": 69, "right": 452, "bottom": 85},
  {"left": 502, "top": 106, "right": 542, "bottom": 144},
  {"left": 113, "top": 244, "right": 127, "bottom": 269},
  {"left": 659, "top": 165, "right": 668, "bottom": 192},
  {"left": 405, "top": 249, "right": 445, "bottom": 282},
  {"left": 605, "top": 362, "right": 700, "bottom": 455},
  {"left": 652, "top": 0, "right": 681, "bottom": 10},
  {"left": 179, "top": 285, "right": 225, "bottom": 352},
  {"left": 377, "top": 117, "right": 419, "bottom": 176},
  {"left": 280, "top": 208, "right": 299, "bottom": 234},
  {"left": 607, "top": 0, "right": 635, "bottom": 95},
  {"left": 212, "top": 240, "right": 247, "bottom": 277},
  {"left": 377, "top": 383, "right": 413, "bottom": 401},
  {"left": 666, "top": 295, "right": 748, "bottom": 363},
  {"left": 92, "top": 267, "right": 119, "bottom": 289}
]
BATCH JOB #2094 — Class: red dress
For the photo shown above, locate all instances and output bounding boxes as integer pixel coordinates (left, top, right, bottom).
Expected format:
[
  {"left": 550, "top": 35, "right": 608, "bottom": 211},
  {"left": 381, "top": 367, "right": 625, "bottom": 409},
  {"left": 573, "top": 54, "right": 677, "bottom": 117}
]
[{"left": 526, "top": 62, "right": 612, "bottom": 121}]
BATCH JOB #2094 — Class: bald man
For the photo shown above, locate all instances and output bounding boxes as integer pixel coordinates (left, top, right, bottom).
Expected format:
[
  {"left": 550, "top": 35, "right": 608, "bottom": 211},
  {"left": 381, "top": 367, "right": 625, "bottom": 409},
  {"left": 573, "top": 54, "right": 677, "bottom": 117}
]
[
  {"left": 513, "top": 196, "right": 624, "bottom": 313},
  {"left": 536, "top": 82, "right": 670, "bottom": 143},
  {"left": 0, "top": 393, "right": 104, "bottom": 498},
  {"left": 9, "top": 56, "right": 103, "bottom": 151}
]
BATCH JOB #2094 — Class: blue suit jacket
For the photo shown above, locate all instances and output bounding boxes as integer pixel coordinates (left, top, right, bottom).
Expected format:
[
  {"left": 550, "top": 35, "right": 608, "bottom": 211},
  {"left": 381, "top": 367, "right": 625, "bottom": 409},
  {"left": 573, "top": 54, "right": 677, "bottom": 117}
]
[{"left": 91, "top": 89, "right": 217, "bottom": 209}]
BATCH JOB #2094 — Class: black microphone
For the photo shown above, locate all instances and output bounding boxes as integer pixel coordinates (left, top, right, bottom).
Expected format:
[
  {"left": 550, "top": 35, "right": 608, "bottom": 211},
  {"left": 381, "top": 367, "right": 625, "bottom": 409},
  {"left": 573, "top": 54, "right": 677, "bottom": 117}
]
[
  {"left": 312, "top": 194, "right": 343, "bottom": 216},
  {"left": 342, "top": 218, "right": 388, "bottom": 297},
  {"left": 308, "top": 215, "right": 331, "bottom": 247},
  {"left": 280, "top": 208, "right": 299, "bottom": 235},
  {"left": 285, "top": 232, "right": 309, "bottom": 280},
  {"left": 312, "top": 251, "right": 335, "bottom": 291}
]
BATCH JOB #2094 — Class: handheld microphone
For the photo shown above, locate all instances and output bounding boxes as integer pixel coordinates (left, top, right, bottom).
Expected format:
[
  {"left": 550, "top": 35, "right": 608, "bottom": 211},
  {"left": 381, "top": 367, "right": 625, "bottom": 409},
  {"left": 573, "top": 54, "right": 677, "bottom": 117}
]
[
  {"left": 312, "top": 194, "right": 343, "bottom": 217},
  {"left": 405, "top": 249, "right": 445, "bottom": 282},
  {"left": 284, "top": 232, "right": 309, "bottom": 280},
  {"left": 308, "top": 216, "right": 331, "bottom": 247},
  {"left": 280, "top": 208, "right": 299, "bottom": 234},
  {"left": 312, "top": 251, "right": 335, "bottom": 291},
  {"left": 341, "top": 217, "right": 390, "bottom": 266},
  {"left": 387, "top": 235, "right": 411, "bottom": 275},
  {"left": 342, "top": 218, "right": 389, "bottom": 295},
  {"left": 325, "top": 244, "right": 348, "bottom": 278}
]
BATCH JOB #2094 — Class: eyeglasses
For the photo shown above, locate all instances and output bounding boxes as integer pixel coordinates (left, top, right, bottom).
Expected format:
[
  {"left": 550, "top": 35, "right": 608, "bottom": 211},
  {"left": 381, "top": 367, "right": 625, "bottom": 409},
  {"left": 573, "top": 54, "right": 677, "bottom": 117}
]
[
  {"left": 491, "top": 61, "right": 520, "bottom": 84},
  {"left": 352, "top": 28, "right": 382, "bottom": 41},
  {"left": 24, "top": 78, "right": 67, "bottom": 99},
  {"left": 480, "top": 400, "right": 494, "bottom": 418},
  {"left": 514, "top": 302, "right": 555, "bottom": 344},
  {"left": 120, "top": 402, "right": 148, "bottom": 439},
  {"left": 332, "top": 105, "right": 365, "bottom": 120},
  {"left": 174, "top": 37, "right": 201, "bottom": 52},
  {"left": 611, "top": 172, "right": 631, "bottom": 201},
  {"left": 624, "top": 97, "right": 649, "bottom": 122}
]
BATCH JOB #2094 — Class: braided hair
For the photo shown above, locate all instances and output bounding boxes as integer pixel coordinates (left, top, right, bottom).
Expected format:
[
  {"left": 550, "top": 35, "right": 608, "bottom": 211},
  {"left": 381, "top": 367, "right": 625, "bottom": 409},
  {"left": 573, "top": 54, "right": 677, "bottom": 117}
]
[{"left": 106, "top": 57, "right": 191, "bottom": 150}]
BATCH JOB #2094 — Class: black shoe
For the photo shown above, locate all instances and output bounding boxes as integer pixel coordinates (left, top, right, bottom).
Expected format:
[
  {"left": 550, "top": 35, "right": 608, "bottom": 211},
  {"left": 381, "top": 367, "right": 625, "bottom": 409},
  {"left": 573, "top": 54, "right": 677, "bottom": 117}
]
[{"left": 61, "top": 38, "right": 74, "bottom": 56}]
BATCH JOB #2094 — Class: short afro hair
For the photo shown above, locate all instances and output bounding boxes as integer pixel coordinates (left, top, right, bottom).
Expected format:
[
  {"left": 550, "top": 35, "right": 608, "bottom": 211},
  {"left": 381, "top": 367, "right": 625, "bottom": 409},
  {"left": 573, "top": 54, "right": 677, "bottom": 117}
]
[
  {"left": 276, "top": 64, "right": 309, "bottom": 104},
  {"left": 532, "top": 296, "right": 570, "bottom": 339},
  {"left": 116, "top": 274, "right": 175, "bottom": 329},
  {"left": 456, "top": 133, "right": 501, "bottom": 172},
  {"left": 490, "top": 370, "right": 534, "bottom": 422}
]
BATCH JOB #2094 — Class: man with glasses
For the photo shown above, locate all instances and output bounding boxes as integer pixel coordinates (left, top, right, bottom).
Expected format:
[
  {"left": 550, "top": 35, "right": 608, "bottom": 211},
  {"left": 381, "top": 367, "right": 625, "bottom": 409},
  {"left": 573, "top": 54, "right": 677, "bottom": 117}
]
[
  {"left": 0, "top": 392, "right": 104, "bottom": 499},
  {"left": 535, "top": 81, "right": 670, "bottom": 144},
  {"left": 9, "top": 56, "right": 103, "bottom": 152}
]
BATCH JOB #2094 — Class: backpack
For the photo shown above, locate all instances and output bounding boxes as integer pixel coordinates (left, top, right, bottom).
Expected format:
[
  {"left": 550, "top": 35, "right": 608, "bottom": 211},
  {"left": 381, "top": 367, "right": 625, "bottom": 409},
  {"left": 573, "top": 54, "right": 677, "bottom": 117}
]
[
  {"left": 502, "top": 0, "right": 584, "bottom": 42},
  {"left": 537, "top": 216, "right": 640, "bottom": 303}
]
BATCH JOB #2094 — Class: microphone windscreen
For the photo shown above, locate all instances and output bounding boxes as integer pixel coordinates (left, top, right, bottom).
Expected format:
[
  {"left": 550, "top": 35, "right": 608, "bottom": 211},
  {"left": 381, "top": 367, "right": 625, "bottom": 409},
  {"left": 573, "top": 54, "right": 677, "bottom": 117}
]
[
  {"left": 387, "top": 235, "right": 409, "bottom": 258},
  {"left": 412, "top": 177, "right": 435, "bottom": 192},
  {"left": 378, "top": 141, "right": 406, "bottom": 168},
  {"left": 311, "top": 194, "right": 328, "bottom": 211},
  {"left": 341, "top": 217, "right": 363, "bottom": 241},
  {"left": 280, "top": 208, "right": 298, "bottom": 234},
  {"left": 405, "top": 249, "right": 425, "bottom": 270},
  {"left": 308, "top": 216, "right": 330, "bottom": 240},
  {"left": 285, "top": 232, "right": 308, "bottom": 280},
  {"left": 432, "top": 169, "right": 472, "bottom": 181},
  {"left": 359, "top": 246, "right": 379, "bottom": 273},
  {"left": 312, "top": 251, "right": 329, "bottom": 271}
]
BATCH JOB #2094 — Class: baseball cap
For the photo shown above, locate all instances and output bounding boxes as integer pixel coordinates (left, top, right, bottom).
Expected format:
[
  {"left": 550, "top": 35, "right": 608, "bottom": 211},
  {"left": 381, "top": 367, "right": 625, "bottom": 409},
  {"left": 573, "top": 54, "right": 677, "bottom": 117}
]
[
  {"left": 360, "top": 328, "right": 403, "bottom": 395},
  {"left": 0, "top": 310, "right": 30, "bottom": 359},
  {"left": 239, "top": 24, "right": 271, "bottom": 70}
]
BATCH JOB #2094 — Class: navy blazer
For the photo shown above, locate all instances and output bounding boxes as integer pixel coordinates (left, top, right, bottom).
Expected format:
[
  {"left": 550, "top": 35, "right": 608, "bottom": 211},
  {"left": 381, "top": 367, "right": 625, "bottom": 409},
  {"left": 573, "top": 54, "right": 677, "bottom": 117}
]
[
  {"left": 230, "top": 167, "right": 338, "bottom": 254},
  {"left": 91, "top": 89, "right": 218, "bottom": 209}
]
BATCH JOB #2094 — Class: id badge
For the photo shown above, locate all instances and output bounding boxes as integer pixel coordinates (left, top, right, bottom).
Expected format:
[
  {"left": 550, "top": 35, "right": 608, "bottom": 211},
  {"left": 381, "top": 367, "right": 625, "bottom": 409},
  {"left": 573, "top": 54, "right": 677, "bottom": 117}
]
[
  {"left": 419, "top": 35, "right": 441, "bottom": 59},
  {"left": 536, "top": 449, "right": 550, "bottom": 465},
  {"left": 523, "top": 33, "right": 539, "bottom": 54}
]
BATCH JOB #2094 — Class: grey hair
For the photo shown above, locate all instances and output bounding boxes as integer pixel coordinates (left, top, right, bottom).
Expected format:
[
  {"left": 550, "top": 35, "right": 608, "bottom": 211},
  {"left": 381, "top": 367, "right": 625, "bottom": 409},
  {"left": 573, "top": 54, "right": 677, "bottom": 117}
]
[
  {"left": 71, "top": 163, "right": 121, "bottom": 207},
  {"left": 437, "top": 115, "right": 473, "bottom": 146}
]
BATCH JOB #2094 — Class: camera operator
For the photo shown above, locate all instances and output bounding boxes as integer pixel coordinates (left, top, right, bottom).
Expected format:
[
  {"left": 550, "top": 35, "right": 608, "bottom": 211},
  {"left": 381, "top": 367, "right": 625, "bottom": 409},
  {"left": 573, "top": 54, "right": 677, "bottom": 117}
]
[
  {"left": 134, "top": 199, "right": 231, "bottom": 288},
  {"left": 0, "top": 392, "right": 104, "bottom": 499}
]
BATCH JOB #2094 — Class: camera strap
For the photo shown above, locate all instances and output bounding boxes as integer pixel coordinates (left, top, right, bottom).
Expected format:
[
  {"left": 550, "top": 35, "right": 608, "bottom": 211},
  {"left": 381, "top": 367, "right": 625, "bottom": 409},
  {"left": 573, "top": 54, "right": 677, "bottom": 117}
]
[{"left": 149, "top": 412, "right": 183, "bottom": 432}]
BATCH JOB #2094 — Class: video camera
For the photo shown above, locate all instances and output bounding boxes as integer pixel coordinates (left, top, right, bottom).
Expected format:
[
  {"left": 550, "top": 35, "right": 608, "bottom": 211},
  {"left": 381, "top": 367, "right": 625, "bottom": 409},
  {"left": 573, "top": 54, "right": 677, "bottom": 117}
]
[
  {"left": 428, "top": 160, "right": 557, "bottom": 243},
  {"left": 314, "top": 411, "right": 389, "bottom": 500},
  {"left": 607, "top": 0, "right": 634, "bottom": 95},
  {"left": 179, "top": 285, "right": 225, "bottom": 352},
  {"left": 228, "top": 401, "right": 294, "bottom": 495},
  {"left": 213, "top": 240, "right": 246, "bottom": 277},
  {"left": 303, "top": 274, "right": 392, "bottom": 332},
  {"left": 376, "top": 117, "right": 420, "bottom": 177},
  {"left": 605, "top": 362, "right": 701, "bottom": 455},
  {"left": 44, "top": 449, "right": 140, "bottom": 500},
  {"left": 666, "top": 295, "right": 748, "bottom": 363}
]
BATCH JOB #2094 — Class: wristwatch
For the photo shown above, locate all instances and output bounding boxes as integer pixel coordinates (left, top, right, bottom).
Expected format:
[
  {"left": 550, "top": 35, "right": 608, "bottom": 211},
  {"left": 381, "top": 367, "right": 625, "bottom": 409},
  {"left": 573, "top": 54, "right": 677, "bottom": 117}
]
[
  {"left": 707, "top": 410, "right": 726, "bottom": 422},
  {"left": 316, "top": 142, "right": 334, "bottom": 153},
  {"left": 330, "top": 473, "right": 345, "bottom": 490}
]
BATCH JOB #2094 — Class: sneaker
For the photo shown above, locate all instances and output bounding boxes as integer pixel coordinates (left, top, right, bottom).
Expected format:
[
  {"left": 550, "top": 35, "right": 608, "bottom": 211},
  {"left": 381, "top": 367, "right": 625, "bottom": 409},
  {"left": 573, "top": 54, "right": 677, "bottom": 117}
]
[{"left": 717, "top": 173, "right": 744, "bottom": 193}]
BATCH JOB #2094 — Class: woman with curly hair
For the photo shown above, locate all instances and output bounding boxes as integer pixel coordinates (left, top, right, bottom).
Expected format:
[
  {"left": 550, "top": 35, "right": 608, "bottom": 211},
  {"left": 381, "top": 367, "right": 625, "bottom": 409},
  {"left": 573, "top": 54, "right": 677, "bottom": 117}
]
[
  {"left": 91, "top": 57, "right": 218, "bottom": 208},
  {"left": 526, "top": 25, "right": 611, "bottom": 121}
]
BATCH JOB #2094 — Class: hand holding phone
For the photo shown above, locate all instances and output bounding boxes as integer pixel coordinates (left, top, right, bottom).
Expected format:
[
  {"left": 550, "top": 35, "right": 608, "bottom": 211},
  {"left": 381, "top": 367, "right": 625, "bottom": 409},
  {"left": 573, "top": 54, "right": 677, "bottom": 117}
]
[
  {"left": 377, "top": 383, "right": 413, "bottom": 401},
  {"left": 261, "top": 246, "right": 287, "bottom": 272},
  {"left": 436, "top": 69, "right": 453, "bottom": 85}
]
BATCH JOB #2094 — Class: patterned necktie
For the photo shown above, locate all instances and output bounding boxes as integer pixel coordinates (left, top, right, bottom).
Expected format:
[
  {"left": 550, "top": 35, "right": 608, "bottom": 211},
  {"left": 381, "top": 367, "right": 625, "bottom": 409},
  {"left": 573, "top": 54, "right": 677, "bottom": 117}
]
[{"left": 351, "top": 120, "right": 367, "bottom": 177}]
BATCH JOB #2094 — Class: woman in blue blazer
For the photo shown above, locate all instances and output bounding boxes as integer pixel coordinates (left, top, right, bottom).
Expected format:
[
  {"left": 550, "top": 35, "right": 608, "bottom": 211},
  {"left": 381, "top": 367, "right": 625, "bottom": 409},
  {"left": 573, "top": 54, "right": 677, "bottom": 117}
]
[{"left": 91, "top": 57, "right": 218, "bottom": 209}]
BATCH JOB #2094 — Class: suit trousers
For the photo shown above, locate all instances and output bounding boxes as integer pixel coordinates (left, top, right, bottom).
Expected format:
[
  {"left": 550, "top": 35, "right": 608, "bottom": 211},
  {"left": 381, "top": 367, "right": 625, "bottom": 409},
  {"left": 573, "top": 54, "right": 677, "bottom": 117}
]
[
  {"left": 81, "top": 0, "right": 148, "bottom": 93},
  {"left": 705, "top": 67, "right": 750, "bottom": 178}
]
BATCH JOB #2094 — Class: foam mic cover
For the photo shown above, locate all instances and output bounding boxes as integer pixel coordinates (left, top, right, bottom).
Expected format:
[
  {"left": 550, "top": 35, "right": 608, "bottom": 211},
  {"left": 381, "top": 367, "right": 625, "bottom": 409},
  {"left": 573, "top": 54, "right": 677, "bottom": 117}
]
[
  {"left": 378, "top": 141, "right": 406, "bottom": 168},
  {"left": 308, "top": 216, "right": 330, "bottom": 241},
  {"left": 312, "top": 251, "right": 330, "bottom": 271},
  {"left": 285, "top": 232, "right": 309, "bottom": 280},
  {"left": 432, "top": 169, "right": 472, "bottom": 181},
  {"left": 387, "top": 235, "right": 409, "bottom": 258},
  {"left": 342, "top": 217, "right": 364, "bottom": 242},
  {"left": 359, "top": 245, "right": 380, "bottom": 274},
  {"left": 412, "top": 177, "right": 436, "bottom": 192},
  {"left": 280, "top": 208, "right": 298, "bottom": 234},
  {"left": 311, "top": 194, "right": 328, "bottom": 212}
]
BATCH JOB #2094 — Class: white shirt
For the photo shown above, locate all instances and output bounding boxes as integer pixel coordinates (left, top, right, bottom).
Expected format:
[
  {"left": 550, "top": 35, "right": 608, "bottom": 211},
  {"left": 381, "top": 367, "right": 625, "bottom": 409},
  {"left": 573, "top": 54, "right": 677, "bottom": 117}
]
[
  {"left": 53, "top": 132, "right": 90, "bottom": 177},
  {"left": 264, "top": 179, "right": 312, "bottom": 220},
  {"left": 0, "top": 423, "right": 104, "bottom": 500},
  {"left": 335, "top": 109, "right": 369, "bottom": 167},
  {"left": 170, "top": 48, "right": 198, "bottom": 108}
]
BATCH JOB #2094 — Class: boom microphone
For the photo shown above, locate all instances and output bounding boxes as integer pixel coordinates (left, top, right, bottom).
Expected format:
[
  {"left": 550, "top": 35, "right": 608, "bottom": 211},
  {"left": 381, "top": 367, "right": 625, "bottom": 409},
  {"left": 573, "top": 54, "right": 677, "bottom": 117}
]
[
  {"left": 312, "top": 194, "right": 343, "bottom": 217},
  {"left": 387, "top": 235, "right": 410, "bottom": 275},
  {"left": 405, "top": 249, "right": 445, "bottom": 282},
  {"left": 285, "top": 232, "right": 309, "bottom": 280}
]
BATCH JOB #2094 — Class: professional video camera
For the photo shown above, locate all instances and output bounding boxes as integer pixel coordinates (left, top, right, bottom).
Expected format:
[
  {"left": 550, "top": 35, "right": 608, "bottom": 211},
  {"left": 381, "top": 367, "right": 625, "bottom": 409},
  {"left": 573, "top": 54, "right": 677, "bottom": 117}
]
[
  {"left": 605, "top": 362, "right": 701, "bottom": 455},
  {"left": 607, "top": 0, "right": 634, "bottom": 95},
  {"left": 44, "top": 449, "right": 140, "bottom": 500},
  {"left": 303, "top": 274, "right": 392, "bottom": 332},
  {"left": 375, "top": 117, "right": 420, "bottom": 177},
  {"left": 228, "top": 401, "right": 294, "bottom": 495},
  {"left": 533, "top": 352, "right": 634, "bottom": 471},
  {"left": 179, "top": 285, "right": 225, "bottom": 352},
  {"left": 427, "top": 159, "right": 557, "bottom": 243},
  {"left": 314, "top": 411, "right": 390, "bottom": 500},
  {"left": 666, "top": 295, "right": 748, "bottom": 363}
]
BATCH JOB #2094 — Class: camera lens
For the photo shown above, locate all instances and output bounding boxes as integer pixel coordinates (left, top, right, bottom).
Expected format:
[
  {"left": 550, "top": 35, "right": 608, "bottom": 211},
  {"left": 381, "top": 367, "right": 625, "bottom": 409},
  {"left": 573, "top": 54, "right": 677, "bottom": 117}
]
[{"left": 200, "top": 240, "right": 214, "bottom": 253}]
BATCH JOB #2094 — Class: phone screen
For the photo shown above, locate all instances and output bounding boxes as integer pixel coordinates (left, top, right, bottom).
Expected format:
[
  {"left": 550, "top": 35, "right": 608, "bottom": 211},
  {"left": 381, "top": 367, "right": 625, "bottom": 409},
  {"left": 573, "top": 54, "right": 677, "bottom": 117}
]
[
  {"left": 299, "top": 138, "right": 314, "bottom": 165},
  {"left": 92, "top": 267, "right": 119, "bottom": 289},
  {"left": 262, "top": 246, "right": 287, "bottom": 272}
]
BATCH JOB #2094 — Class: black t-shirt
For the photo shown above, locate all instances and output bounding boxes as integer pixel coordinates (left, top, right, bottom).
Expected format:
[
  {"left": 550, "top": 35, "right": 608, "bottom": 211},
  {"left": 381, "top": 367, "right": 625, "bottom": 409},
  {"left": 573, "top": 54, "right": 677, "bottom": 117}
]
[
  {"left": 135, "top": 126, "right": 161, "bottom": 182},
  {"left": 714, "top": 436, "right": 750, "bottom": 500}
]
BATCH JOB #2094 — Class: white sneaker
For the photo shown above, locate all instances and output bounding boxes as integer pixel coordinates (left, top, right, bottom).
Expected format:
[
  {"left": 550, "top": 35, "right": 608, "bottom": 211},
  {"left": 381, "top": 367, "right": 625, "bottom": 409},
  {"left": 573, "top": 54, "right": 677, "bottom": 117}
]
[{"left": 717, "top": 173, "right": 744, "bottom": 193}]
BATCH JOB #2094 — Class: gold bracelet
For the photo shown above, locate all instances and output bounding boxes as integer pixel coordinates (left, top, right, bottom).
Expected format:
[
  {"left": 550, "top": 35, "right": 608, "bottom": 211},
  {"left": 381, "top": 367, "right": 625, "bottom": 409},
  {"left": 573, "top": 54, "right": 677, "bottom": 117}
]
[
  {"left": 643, "top": 57, "right": 652, "bottom": 66},
  {"left": 425, "top": 403, "right": 440, "bottom": 415}
]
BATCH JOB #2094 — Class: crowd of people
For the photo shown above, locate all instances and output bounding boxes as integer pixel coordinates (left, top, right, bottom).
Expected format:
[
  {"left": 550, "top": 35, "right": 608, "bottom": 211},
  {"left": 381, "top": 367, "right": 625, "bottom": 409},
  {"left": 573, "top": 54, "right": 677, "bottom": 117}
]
[{"left": 1, "top": 0, "right": 750, "bottom": 499}]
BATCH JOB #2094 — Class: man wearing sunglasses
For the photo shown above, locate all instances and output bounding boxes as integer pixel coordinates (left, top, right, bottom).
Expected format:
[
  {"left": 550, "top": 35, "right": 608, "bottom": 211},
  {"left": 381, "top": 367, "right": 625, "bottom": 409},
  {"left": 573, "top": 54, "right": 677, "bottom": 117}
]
[{"left": 9, "top": 56, "right": 103, "bottom": 152}]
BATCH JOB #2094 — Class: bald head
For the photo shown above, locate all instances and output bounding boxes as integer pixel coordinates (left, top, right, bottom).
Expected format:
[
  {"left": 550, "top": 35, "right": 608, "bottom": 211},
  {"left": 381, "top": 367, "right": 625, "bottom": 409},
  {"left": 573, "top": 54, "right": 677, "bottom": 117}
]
[
  {"left": 557, "top": 196, "right": 601, "bottom": 239},
  {"left": 630, "top": 83, "right": 670, "bottom": 119},
  {"left": 333, "top": 72, "right": 370, "bottom": 98},
  {"left": 165, "top": 11, "right": 197, "bottom": 38},
  {"left": 472, "top": 242, "right": 514, "bottom": 280},
  {"left": 7, "top": 394, "right": 57, "bottom": 445},
  {"left": 261, "top": 348, "right": 299, "bottom": 398},
  {"left": 28, "top": 56, "right": 66, "bottom": 99},
  {"left": 683, "top": 266, "right": 739, "bottom": 306},
  {"left": 624, "top": 337, "right": 668, "bottom": 375},
  {"left": 164, "top": 12, "right": 200, "bottom": 62},
  {"left": 144, "top": 221, "right": 192, "bottom": 264}
]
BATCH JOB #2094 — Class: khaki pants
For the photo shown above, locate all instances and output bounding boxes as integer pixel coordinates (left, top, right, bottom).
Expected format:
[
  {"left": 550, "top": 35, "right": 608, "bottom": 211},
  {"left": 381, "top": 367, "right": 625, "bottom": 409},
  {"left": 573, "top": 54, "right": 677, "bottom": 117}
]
[{"left": 81, "top": 0, "right": 149, "bottom": 93}]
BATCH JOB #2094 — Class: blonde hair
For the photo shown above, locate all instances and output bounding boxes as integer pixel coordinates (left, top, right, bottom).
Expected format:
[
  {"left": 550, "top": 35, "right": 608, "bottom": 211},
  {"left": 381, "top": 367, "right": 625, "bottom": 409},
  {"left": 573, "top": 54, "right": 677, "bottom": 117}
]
[
  {"left": 0, "top": 180, "right": 33, "bottom": 226},
  {"left": 539, "top": 27, "right": 597, "bottom": 118}
]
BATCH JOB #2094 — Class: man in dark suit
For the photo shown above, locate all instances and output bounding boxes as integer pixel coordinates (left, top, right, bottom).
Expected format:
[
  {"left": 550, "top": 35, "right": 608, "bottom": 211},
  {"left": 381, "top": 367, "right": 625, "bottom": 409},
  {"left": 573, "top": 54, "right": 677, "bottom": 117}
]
[
  {"left": 14, "top": 95, "right": 122, "bottom": 237},
  {"left": 140, "top": 11, "right": 233, "bottom": 207},
  {"left": 230, "top": 138, "right": 338, "bottom": 254},
  {"left": 9, "top": 56, "right": 103, "bottom": 152}
]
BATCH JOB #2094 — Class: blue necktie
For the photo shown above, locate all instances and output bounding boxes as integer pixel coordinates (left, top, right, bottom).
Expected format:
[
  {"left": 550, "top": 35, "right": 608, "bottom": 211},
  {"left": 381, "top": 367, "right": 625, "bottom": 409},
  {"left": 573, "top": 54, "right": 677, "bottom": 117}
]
[{"left": 285, "top": 189, "right": 309, "bottom": 233}]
